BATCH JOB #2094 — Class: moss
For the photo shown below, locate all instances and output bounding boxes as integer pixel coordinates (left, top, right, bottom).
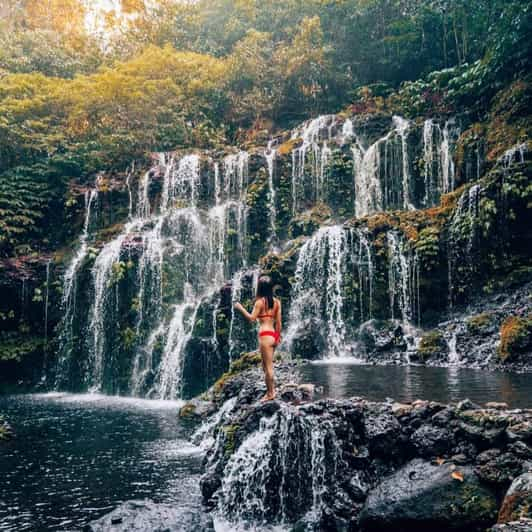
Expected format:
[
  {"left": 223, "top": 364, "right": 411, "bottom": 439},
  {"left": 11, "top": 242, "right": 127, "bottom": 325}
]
[
  {"left": 121, "top": 327, "right": 137, "bottom": 350},
  {"left": 222, "top": 424, "right": 240, "bottom": 456},
  {"left": 289, "top": 203, "right": 333, "bottom": 239},
  {"left": 498, "top": 315, "right": 532, "bottom": 362},
  {"left": 466, "top": 313, "right": 493, "bottom": 334},
  {"left": 0, "top": 417, "right": 12, "bottom": 441},
  {"left": 178, "top": 403, "right": 197, "bottom": 419},
  {"left": 212, "top": 350, "right": 284, "bottom": 394},
  {"left": 277, "top": 138, "right": 300, "bottom": 156},
  {"left": 417, "top": 330, "right": 446, "bottom": 361}
]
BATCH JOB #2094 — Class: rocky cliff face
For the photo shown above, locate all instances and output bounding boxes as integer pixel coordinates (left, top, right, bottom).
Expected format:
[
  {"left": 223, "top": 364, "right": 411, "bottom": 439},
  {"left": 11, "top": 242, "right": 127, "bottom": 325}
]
[
  {"left": 1, "top": 83, "right": 531, "bottom": 395},
  {"left": 191, "top": 359, "right": 532, "bottom": 531}
]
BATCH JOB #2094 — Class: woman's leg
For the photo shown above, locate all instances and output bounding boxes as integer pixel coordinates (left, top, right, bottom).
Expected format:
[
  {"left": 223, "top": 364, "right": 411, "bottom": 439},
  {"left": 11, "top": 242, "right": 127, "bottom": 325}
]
[{"left": 259, "top": 339, "right": 275, "bottom": 400}]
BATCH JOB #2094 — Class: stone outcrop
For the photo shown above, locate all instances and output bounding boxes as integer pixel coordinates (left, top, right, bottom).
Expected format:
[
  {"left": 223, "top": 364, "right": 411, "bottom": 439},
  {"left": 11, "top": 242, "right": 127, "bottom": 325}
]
[{"left": 193, "top": 358, "right": 532, "bottom": 531}]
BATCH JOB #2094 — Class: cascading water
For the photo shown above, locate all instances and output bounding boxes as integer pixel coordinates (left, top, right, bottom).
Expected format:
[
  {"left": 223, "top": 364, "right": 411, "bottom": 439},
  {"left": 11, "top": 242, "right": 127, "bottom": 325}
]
[
  {"left": 55, "top": 189, "right": 98, "bottom": 385},
  {"left": 387, "top": 232, "right": 420, "bottom": 327},
  {"left": 284, "top": 225, "right": 349, "bottom": 358},
  {"left": 351, "top": 228, "right": 374, "bottom": 324},
  {"left": 53, "top": 111, "right": 466, "bottom": 395},
  {"left": 264, "top": 141, "right": 277, "bottom": 246},
  {"left": 214, "top": 408, "right": 340, "bottom": 527},
  {"left": 448, "top": 184, "right": 482, "bottom": 306},
  {"left": 291, "top": 115, "right": 336, "bottom": 213},
  {"left": 423, "top": 119, "right": 459, "bottom": 206}
]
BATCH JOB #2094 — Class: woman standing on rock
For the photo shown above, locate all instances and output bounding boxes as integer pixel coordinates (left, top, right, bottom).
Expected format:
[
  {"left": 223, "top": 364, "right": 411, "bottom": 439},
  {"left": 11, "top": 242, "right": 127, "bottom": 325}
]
[{"left": 234, "top": 275, "right": 281, "bottom": 401}]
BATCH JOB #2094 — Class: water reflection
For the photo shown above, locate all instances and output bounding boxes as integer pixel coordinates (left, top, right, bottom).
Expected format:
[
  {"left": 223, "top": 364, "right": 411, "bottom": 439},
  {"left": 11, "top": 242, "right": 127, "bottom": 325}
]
[
  {"left": 298, "top": 363, "right": 532, "bottom": 408},
  {"left": 0, "top": 394, "right": 205, "bottom": 532}
]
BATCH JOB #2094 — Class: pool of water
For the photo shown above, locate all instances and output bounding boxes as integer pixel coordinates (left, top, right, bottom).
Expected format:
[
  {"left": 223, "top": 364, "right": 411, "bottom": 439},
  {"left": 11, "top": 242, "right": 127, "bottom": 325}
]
[
  {"left": 1, "top": 366, "right": 531, "bottom": 531},
  {"left": 297, "top": 361, "right": 532, "bottom": 408},
  {"left": 0, "top": 393, "right": 206, "bottom": 532}
]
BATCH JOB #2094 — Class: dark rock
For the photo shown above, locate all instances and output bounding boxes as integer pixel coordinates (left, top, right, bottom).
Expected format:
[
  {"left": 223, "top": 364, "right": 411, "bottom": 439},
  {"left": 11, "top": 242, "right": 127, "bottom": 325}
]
[
  {"left": 498, "top": 473, "right": 532, "bottom": 524},
  {"left": 475, "top": 452, "right": 524, "bottom": 485},
  {"left": 489, "top": 519, "right": 532, "bottom": 531},
  {"left": 85, "top": 500, "right": 213, "bottom": 531},
  {"left": 364, "top": 409, "right": 402, "bottom": 457},
  {"left": 359, "top": 459, "right": 498, "bottom": 531},
  {"left": 412, "top": 425, "right": 454, "bottom": 456},
  {"left": 359, "top": 319, "right": 407, "bottom": 354}
]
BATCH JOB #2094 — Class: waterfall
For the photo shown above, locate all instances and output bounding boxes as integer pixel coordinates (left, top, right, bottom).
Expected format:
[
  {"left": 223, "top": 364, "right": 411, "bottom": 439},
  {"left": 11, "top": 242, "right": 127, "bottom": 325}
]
[
  {"left": 341, "top": 118, "right": 354, "bottom": 142},
  {"left": 62, "top": 189, "right": 98, "bottom": 317},
  {"left": 44, "top": 260, "right": 51, "bottom": 345},
  {"left": 56, "top": 189, "right": 98, "bottom": 384},
  {"left": 423, "top": 119, "right": 459, "bottom": 206},
  {"left": 500, "top": 142, "right": 528, "bottom": 171},
  {"left": 291, "top": 115, "right": 336, "bottom": 213},
  {"left": 264, "top": 141, "right": 277, "bottom": 245},
  {"left": 285, "top": 226, "right": 349, "bottom": 358},
  {"left": 387, "top": 232, "right": 420, "bottom": 326},
  {"left": 393, "top": 116, "right": 414, "bottom": 211},
  {"left": 88, "top": 229, "right": 130, "bottom": 391},
  {"left": 353, "top": 118, "right": 413, "bottom": 217},
  {"left": 52, "top": 110, "right": 467, "bottom": 394},
  {"left": 447, "top": 332, "right": 459, "bottom": 364},
  {"left": 63, "top": 147, "right": 253, "bottom": 397},
  {"left": 351, "top": 228, "right": 374, "bottom": 324},
  {"left": 352, "top": 139, "right": 383, "bottom": 217},
  {"left": 215, "top": 408, "right": 340, "bottom": 526},
  {"left": 448, "top": 184, "right": 482, "bottom": 306}
]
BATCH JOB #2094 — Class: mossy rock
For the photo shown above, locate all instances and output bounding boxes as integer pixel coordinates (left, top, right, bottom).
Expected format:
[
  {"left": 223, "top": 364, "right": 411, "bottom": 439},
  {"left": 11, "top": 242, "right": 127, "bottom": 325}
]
[
  {"left": 498, "top": 315, "right": 532, "bottom": 362},
  {"left": 178, "top": 403, "right": 197, "bottom": 419},
  {"left": 0, "top": 417, "right": 13, "bottom": 441},
  {"left": 213, "top": 350, "right": 285, "bottom": 394},
  {"left": 417, "top": 331, "right": 447, "bottom": 362},
  {"left": 467, "top": 313, "right": 494, "bottom": 335},
  {"left": 222, "top": 424, "right": 240, "bottom": 456}
]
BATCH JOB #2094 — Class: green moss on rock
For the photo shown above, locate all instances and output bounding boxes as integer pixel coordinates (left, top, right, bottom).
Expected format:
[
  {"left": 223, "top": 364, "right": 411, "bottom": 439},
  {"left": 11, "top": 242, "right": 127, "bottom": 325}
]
[
  {"left": 417, "top": 331, "right": 446, "bottom": 361},
  {"left": 466, "top": 313, "right": 494, "bottom": 334}
]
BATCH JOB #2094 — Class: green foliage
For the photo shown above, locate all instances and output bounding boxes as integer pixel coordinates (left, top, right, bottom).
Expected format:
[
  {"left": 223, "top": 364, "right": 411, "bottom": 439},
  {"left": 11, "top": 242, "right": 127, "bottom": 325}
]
[
  {"left": 414, "top": 227, "right": 441, "bottom": 270},
  {"left": 0, "top": 332, "right": 44, "bottom": 362},
  {"left": 0, "top": 164, "right": 67, "bottom": 257}
]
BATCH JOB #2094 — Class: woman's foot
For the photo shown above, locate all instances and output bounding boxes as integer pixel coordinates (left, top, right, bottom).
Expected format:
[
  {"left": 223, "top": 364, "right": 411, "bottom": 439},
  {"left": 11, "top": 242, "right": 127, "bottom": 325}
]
[{"left": 260, "top": 393, "right": 276, "bottom": 402}]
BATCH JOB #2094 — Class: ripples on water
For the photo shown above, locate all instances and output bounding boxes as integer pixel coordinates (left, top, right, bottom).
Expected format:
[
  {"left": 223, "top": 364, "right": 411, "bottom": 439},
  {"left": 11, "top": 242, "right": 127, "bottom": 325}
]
[
  {"left": 1, "top": 367, "right": 531, "bottom": 531},
  {"left": 0, "top": 394, "right": 205, "bottom": 531},
  {"left": 298, "top": 362, "right": 532, "bottom": 408}
]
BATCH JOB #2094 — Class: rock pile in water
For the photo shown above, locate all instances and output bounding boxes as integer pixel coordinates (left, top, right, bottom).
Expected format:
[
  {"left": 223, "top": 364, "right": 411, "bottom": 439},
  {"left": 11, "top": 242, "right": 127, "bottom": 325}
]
[{"left": 190, "top": 358, "right": 532, "bottom": 531}]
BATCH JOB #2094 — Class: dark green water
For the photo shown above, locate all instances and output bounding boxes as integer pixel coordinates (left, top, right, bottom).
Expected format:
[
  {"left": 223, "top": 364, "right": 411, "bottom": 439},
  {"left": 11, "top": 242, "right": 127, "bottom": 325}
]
[
  {"left": 297, "top": 362, "right": 532, "bottom": 408},
  {"left": 0, "top": 393, "right": 206, "bottom": 532},
  {"left": 1, "top": 365, "right": 531, "bottom": 531}
]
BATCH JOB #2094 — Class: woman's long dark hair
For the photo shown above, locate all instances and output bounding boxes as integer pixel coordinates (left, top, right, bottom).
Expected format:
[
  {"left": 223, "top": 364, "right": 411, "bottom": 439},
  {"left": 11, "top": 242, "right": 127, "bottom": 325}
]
[{"left": 256, "top": 275, "right": 274, "bottom": 310}]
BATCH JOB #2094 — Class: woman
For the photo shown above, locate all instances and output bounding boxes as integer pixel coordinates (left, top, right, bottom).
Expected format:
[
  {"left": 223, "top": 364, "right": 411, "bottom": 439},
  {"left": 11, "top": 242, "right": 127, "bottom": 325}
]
[{"left": 234, "top": 275, "right": 281, "bottom": 402}]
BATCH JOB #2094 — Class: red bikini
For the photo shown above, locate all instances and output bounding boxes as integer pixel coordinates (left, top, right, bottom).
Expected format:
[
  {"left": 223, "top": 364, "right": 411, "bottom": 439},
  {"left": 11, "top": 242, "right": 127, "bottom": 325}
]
[{"left": 258, "top": 298, "right": 281, "bottom": 344}]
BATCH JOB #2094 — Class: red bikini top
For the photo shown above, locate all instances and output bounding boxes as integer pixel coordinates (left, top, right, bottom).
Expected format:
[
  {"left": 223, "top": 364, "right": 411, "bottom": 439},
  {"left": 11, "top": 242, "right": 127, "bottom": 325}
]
[{"left": 258, "top": 297, "right": 275, "bottom": 319}]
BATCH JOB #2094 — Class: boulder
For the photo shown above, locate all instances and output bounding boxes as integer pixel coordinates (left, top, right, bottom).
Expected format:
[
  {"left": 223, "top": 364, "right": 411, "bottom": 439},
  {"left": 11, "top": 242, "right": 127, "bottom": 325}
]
[
  {"left": 363, "top": 409, "right": 402, "bottom": 457},
  {"left": 359, "top": 459, "right": 498, "bottom": 531},
  {"left": 411, "top": 425, "right": 454, "bottom": 457},
  {"left": 84, "top": 500, "right": 213, "bottom": 531},
  {"left": 498, "top": 473, "right": 532, "bottom": 524},
  {"left": 489, "top": 519, "right": 532, "bottom": 531}
]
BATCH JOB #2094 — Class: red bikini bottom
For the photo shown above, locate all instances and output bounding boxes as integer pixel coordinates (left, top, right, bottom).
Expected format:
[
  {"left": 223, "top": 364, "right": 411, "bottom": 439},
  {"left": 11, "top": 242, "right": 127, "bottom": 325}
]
[{"left": 259, "top": 330, "right": 280, "bottom": 343}]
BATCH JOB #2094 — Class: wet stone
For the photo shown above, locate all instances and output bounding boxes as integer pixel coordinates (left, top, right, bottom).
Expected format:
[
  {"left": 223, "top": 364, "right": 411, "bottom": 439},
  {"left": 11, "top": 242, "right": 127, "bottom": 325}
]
[
  {"left": 498, "top": 473, "right": 532, "bottom": 524},
  {"left": 359, "top": 459, "right": 499, "bottom": 531}
]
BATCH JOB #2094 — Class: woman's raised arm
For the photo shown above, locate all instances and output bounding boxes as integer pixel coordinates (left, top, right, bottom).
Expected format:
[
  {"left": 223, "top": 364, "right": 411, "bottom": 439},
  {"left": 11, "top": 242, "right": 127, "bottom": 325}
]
[{"left": 234, "top": 299, "right": 262, "bottom": 323}]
